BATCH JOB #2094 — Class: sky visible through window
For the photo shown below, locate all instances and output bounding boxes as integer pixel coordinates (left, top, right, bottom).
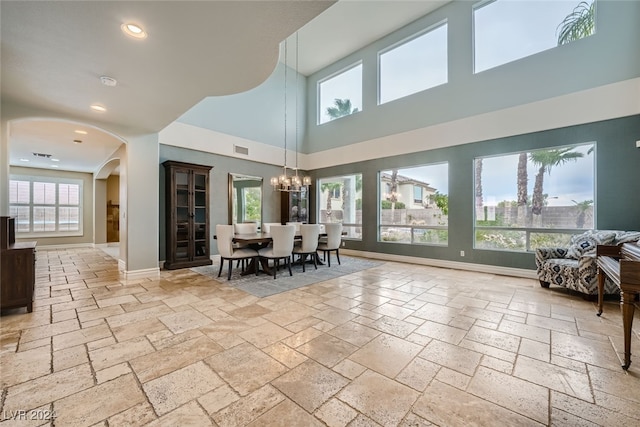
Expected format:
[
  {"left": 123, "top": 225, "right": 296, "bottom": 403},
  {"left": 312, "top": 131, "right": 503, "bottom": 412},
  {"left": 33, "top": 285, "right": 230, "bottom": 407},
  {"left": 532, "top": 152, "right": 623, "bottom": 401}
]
[
  {"left": 479, "top": 143, "right": 595, "bottom": 208},
  {"left": 379, "top": 22, "right": 447, "bottom": 104},
  {"left": 318, "top": 63, "right": 362, "bottom": 124},
  {"left": 318, "top": 0, "right": 593, "bottom": 113},
  {"left": 474, "top": 0, "right": 589, "bottom": 72}
]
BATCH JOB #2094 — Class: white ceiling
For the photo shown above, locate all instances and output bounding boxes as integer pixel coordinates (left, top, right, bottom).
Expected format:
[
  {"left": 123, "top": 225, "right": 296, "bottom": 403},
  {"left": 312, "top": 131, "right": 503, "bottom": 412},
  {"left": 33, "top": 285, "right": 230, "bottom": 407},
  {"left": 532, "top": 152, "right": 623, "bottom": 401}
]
[{"left": 2, "top": 0, "right": 450, "bottom": 174}]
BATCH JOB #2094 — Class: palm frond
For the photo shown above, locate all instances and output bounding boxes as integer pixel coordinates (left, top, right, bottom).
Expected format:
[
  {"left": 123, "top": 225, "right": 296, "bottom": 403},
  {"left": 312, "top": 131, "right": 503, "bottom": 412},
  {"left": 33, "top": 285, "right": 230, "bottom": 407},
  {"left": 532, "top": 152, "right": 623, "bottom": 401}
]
[{"left": 556, "top": 1, "right": 595, "bottom": 46}]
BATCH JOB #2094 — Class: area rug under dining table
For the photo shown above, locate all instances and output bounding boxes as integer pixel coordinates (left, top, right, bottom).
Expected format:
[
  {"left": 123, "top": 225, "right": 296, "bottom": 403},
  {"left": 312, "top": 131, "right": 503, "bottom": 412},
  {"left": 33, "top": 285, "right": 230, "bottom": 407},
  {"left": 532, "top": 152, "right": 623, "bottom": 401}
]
[{"left": 191, "top": 255, "right": 381, "bottom": 297}]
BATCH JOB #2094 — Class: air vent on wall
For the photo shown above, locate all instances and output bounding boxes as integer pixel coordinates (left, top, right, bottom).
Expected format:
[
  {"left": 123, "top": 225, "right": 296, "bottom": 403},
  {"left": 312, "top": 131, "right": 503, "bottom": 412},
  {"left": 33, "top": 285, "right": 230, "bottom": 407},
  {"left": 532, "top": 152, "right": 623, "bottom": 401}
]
[
  {"left": 33, "top": 152, "right": 52, "bottom": 158},
  {"left": 234, "top": 145, "right": 249, "bottom": 156}
]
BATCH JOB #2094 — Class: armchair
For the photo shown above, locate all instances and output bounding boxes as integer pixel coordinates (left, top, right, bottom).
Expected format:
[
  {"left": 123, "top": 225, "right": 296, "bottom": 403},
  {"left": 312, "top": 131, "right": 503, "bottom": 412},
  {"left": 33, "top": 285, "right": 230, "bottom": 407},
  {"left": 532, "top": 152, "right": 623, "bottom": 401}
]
[{"left": 535, "top": 230, "right": 640, "bottom": 297}]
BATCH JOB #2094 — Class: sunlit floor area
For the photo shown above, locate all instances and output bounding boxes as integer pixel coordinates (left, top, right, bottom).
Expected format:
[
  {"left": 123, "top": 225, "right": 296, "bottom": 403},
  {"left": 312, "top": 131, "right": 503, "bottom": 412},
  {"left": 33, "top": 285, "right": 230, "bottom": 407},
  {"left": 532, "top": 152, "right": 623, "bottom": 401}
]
[{"left": 1, "top": 247, "right": 639, "bottom": 426}]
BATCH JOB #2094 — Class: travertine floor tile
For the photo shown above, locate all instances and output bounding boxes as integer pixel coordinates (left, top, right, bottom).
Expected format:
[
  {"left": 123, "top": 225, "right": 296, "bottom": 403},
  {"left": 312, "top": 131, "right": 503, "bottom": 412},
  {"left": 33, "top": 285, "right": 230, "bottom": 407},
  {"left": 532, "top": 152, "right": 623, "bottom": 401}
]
[
  {"left": 248, "top": 399, "right": 324, "bottom": 426},
  {"left": 413, "top": 380, "right": 542, "bottom": 426},
  {"left": 272, "top": 359, "right": 349, "bottom": 412},
  {"left": 349, "top": 333, "right": 422, "bottom": 378},
  {"left": 3, "top": 247, "right": 635, "bottom": 426},
  {"left": 53, "top": 373, "right": 145, "bottom": 426},
  {"left": 143, "top": 361, "right": 223, "bottom": 415},
  {"left": 337, "top": 369, "right": 419, "bottom": 426},
  {"left": 467, "top": 366, "right": 549, "bottom": 424},
  {"left": 205, "top": 342, "right": 287, "bottom": 396},
  {"left": 211, "top": 385, "right": 285, "bottom": 427}
]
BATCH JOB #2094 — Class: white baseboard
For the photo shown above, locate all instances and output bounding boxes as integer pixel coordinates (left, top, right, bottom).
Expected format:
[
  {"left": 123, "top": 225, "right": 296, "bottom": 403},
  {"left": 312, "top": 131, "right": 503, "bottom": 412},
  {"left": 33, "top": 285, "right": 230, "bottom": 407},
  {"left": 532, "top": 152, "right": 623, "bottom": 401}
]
[
  {"left": 33, "top": 243, "right": 93, "bottom": 249},
  {"left": 341, "top": 249, "right": 538, "bottom": 279},
  {"left": 124, "top": 267, "right": 160, "bottom": 279},
  {"left": 118, "top": 259, "right": 126, "bottom": 272}
]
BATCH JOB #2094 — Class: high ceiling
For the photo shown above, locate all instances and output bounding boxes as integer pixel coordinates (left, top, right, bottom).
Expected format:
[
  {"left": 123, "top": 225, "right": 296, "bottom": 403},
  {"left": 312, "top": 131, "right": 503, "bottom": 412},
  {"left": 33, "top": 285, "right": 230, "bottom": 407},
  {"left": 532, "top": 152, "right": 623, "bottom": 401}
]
[{"left": 2, "top": 0, "right": 449, "bottom": 173}]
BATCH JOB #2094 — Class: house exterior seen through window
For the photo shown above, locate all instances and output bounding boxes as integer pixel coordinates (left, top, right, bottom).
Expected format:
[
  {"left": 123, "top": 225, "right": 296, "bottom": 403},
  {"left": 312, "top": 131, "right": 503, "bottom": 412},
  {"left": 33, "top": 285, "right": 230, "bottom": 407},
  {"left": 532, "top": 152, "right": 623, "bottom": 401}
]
[
  {"left": 379, "top": 163, "right": 449, "bottom": 245},
  {"left": 318, "top": 174, "right": 362, "bottom": 240}
]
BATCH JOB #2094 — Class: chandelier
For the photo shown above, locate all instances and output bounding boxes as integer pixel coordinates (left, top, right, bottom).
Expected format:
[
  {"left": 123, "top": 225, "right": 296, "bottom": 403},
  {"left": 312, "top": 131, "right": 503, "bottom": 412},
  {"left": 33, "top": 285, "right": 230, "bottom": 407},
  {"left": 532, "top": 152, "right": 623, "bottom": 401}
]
[{"left": 270, "top": 33, "right": 311, "bottom": 192}]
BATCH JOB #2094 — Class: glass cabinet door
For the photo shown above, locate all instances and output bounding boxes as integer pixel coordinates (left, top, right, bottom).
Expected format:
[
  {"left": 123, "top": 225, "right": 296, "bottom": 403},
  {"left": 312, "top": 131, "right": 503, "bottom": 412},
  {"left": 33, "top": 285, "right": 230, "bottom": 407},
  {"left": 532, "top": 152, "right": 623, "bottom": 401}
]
[{"left": 192, "top": 172, "right": 208, "bottom": 260}]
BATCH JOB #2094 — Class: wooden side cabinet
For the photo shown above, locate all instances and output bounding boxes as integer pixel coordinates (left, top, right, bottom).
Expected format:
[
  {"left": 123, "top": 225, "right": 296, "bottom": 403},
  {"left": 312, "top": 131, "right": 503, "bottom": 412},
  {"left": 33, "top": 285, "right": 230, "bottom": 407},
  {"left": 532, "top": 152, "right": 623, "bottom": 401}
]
[
  {"left": 1, "top": 216, "right": 36, "bottom": 313},
  {"left": 163, "top": 161, "right": 213, "bottom": 270}
]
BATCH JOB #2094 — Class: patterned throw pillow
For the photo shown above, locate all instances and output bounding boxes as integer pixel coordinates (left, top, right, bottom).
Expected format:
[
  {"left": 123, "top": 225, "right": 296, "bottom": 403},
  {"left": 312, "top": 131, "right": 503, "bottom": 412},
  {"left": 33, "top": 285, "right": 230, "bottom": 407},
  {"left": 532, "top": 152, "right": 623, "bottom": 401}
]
[{"left": 567, "top": 231, "right": 616, "bottom": 259}]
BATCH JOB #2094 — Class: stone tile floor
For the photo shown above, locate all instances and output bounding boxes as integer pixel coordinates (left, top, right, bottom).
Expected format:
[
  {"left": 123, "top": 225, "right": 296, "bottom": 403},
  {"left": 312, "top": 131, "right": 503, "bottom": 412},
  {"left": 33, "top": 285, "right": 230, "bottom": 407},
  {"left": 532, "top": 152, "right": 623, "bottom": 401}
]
[{"left": 1, "top": 247, "right": 640, "bottom": 426}]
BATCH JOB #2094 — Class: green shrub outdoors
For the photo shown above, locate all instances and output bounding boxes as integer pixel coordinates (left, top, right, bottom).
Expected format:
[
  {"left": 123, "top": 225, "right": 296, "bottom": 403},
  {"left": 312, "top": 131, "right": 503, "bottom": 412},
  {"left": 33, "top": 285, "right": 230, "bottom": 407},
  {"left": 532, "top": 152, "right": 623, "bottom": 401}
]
[{"left": 381, "top": 200, "right": 406, "bottom": 209}]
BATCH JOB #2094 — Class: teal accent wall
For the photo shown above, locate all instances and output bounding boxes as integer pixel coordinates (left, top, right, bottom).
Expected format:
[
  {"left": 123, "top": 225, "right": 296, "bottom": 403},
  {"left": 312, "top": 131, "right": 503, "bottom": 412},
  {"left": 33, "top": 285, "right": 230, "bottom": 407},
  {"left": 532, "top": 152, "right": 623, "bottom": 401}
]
[{"left": 310, "top": 115, "right": 640, "bottom": 270}]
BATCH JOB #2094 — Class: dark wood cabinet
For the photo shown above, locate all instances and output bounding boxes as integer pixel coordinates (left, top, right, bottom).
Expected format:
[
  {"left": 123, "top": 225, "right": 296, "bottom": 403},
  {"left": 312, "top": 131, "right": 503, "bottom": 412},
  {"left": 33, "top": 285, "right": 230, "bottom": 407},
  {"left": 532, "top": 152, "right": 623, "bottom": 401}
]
[
  {"left": 163, "top": 161, "right": 213, "bottom": 270},
  {"left": 280, "top": 187, "right": 309, "bottom": 224},
  {"left": 1, "top": 216, "right": 36, "bottom": 313}
]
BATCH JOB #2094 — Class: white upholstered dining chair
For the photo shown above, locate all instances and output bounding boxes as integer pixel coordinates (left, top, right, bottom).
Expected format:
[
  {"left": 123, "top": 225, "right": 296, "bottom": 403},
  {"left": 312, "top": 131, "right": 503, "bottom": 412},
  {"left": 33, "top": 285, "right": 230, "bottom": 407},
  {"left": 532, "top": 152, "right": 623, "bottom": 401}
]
[
  {"left": 216, "top": 224, "right": 258, "bottom": 280},
  {"left": 258, "top": 224, "right": 295, "bottom": 279},
  {"left": 292, "top": 224, "right": 320, "bottom": 272}
]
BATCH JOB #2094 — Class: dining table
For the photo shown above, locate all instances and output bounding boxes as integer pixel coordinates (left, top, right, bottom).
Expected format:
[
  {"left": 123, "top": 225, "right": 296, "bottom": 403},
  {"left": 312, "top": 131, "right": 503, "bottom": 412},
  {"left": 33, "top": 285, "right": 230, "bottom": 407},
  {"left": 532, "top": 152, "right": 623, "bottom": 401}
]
[{"left": 223, "top": 230, "right": 340, "bottom": 276}]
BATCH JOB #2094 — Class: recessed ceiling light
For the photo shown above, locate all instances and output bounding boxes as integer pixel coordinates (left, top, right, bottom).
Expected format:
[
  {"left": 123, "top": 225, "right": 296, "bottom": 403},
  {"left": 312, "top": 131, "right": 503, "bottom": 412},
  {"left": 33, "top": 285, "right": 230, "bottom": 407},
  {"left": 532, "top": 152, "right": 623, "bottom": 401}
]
[
  {"left": 90, "top": 104, "right": 107, "bottom": 112},
  {"left": 51, "top": 158, "right": 60, "bottom": 162},
  {"left": 20, "top": 158, "right": 29, "bottom": 162},
  {"left": 100, "top": 76, "right": 117, "bottom": 87},
  {"left": 121, "top": 23, "right": 147, "bottom": 39},
  {"left": 51, "top": 165, "right": 59, "bottom": 168},
  {"left": 74, "top": 130, "right": 88, "bottom": 135}
]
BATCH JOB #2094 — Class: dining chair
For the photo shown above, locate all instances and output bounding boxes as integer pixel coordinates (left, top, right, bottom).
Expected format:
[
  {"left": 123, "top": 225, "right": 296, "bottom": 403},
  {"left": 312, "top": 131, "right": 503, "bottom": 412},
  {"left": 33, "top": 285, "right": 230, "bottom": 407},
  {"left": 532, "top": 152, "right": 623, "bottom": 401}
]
[
  {"left": 262, "top": 222, "right": 282, "bottom": 234},
  {"left": 258, "top": 224, "right": 296, "bottom": 279},
  {"left": 286, "top": 222, "right": 302, "bottom": 233},
  {"left": 234, "top": 222, "right": 257, "bottom": 234},
  {"left": 233, "top": 222, "right": 258, "bottom": 269},
  {"left": 317, "top": 222, "right": 343, "bottom": 267},
  {"left": 292, "top": 224, "right": 320, "bottom": 272},
  {"left": 216, "top": 224, "right": 259, "bottom": 280}
]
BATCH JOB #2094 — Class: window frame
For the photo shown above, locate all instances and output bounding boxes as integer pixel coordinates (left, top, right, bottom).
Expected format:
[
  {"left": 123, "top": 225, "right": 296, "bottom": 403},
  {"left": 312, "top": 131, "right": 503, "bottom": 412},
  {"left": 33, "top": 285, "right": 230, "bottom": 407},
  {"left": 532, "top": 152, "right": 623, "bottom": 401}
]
[
  {"left": 317, "top": 61, "right": 363, "bottom": 125},
  {"left": 377, "top": 162, "right": 449, "bottom": 247},
  {"left": 473, "top": 142, "right": 596, "bottom": 252},
  {"left": 317, "top": 173, "right": 363, "bottom": 241},
  {"left": 472, "top": 0, "right": 597, "bottom": 74},
  {"left": 9, "top": 174, "right": 84, "bottom": 238},
  {"left": 377, "top": 19, "right": 448, "bottom": 105}
]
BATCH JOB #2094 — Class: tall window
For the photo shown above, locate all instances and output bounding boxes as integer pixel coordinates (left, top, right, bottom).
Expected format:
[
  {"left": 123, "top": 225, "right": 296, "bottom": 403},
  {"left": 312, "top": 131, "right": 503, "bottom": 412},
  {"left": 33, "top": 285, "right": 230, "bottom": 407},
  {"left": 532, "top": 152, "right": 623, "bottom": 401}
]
[
  {"left": 379, "top": 163, "right": 449, "bottom": 245},
  {"left": 9, "top": 176, "right": 82, "bottom": 236},
  {"left": 474, "top": 0, "right": 596, "bottom": 73},
  {"left": 379, "top": 21, "right": 448, "bottom": 104},
  {"left": 318, "top": 63, "right": 362, "bottom": 125},
  {"left": 474, "top": 142, "right": 595, "bottom": 251},
  {"left": 318, "top": 174, "right": 362, "bottom": 240}
]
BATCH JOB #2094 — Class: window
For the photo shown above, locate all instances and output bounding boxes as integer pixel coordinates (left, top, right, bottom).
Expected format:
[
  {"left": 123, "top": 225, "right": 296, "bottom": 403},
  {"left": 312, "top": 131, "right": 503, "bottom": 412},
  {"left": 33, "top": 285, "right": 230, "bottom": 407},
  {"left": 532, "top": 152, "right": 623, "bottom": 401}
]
[
  {"left": 9, "top": 176, "right": 83, "bottom": 236},
  {"left": 474, "top": 142, "right": 595, "bottom": 251},
  {"left": 318, "top": 63, "right": 362, "bottom": 124},
  {"left": 379, "top": 163, "right": 448, "bottom": 245},
  {"left": 474, "top": 0, "right": 596, "bottom": 73},
  {"left": 413, "top": 186, "right": 423, "bottom": 204},
  {"left": 318, "top": 174, "right": 362, "bottom": 240},
  {"left": 379, "top": 21, "right": 448, "bottom": 104}
]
